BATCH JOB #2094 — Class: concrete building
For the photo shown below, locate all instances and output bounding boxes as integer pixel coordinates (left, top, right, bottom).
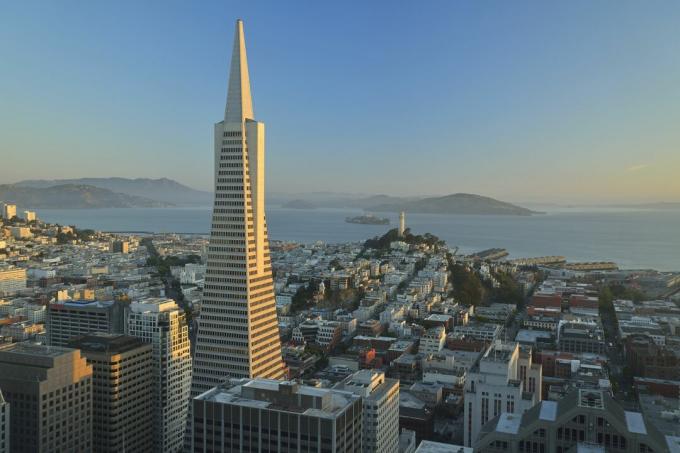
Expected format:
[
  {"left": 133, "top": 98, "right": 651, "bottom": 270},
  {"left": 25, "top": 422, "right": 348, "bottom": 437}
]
[
  {"left": 0, "top": 343, "right": 92, "bottom": 453},
  {"left": 46, "top": 299, "right": 125, "bottom": 346},
  {"left": 558, "top": 320, "right": 606, "bottom": 355},
  {"left": 416, "top": 441, "right": 472, "bottom": 453},
  {"left": 22, "top": 211, "right": 36, "bottom": 222},
  {"left": 192, "top": 19, "right": 285, "bottom": 396},
  {"left": 1, "top": 204, "right": 16, "bottom": 221},
  {"left": 464, "top": 341, "right": 542, "bottom": 447},
  {"left": 419, "top": 326, "right": 446, "bottom": 354},
  {"left": 0, "top": 390, "right": 8, "bottom": 453},
  {"left": 192, "top": 378, "right": 363, "bottom": 452},
  {"left": 68, "top": 333, "right": 153, "bottom": 453},
  {"left": 126, "top": 298, "right": 192, "bottom": 453},
  {"left": 110, "top": 240, "right": 129, "bottom": 253},
  {"left": 335, "top": 370, "right": 400, "bottom": 453},
  {"left": 474, "top": 389, "right": 674, "bottom": 453},
  {"left": 0, "top": 267, "right": 26, "bottom": 297}
]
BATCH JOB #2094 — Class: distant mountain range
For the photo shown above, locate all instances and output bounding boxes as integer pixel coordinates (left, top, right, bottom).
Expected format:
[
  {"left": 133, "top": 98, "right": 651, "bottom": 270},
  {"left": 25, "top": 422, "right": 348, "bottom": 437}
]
[
  {"left": 15, "top": 177, "right": 212, "bottom": 206},
  {"left": 0, "top": 184, "right": 170, "bottom": 209},
  {"left": 276, "top": 193, "right": 539, "bottom": 216}
]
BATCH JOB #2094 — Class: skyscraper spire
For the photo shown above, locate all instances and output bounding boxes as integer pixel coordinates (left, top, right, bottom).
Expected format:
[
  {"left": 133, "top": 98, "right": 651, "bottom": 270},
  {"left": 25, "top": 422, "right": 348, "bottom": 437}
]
[
  {"left": 191, "top": 20, "right": 285, "bottom": 397},
  {"left": 224, "top": 19, "right": 253, "bottom": 123}
]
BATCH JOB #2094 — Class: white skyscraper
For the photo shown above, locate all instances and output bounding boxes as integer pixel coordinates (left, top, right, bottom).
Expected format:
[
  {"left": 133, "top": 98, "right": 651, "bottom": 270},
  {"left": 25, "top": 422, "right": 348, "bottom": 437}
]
[
  {"left": 126, "top": 298, "right": 192, "bottom": 453},
  {"left": 463, "top": 341, "right": 542, "bottom": 447},
  {"left": 191, "top": 19, "right": 285, "bottom": 396}
]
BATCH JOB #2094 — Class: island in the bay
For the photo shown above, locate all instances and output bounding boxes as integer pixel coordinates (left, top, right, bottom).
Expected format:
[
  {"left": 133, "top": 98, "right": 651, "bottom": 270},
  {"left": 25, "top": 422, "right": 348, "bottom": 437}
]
[{"left": 345, "top": 214, "right": 390, "bottom": 225}]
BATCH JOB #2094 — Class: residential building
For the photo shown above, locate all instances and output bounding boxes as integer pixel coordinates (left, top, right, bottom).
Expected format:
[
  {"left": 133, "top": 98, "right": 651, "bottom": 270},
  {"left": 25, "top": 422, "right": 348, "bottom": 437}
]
[
  {"left": 464, "top": 341, "right": 542, "bottom": 447},
  {"left": 22, "top": 211, "right": 36, "bottom": 222},
  {"left": 126, "top": 298, "right": 192, "bottom": 453},
  {"left": 192, "top": 19, "right": 285, "bottom": 397},
  {"left": 0, "top": 267, "right": 26, "bottom": 297},
  {"left": 46, "top": 299, "right": 125, "bottom": 346},
  {"left": 335, "top": 370, "right": 400, "bottom": 453},
  {"left": 68, "top": 333, "right": 153, "bottom": 453},
  {"left": 0, "top": 343, "right": 92, "bottom": 453},
  {"left": 1, "top": 205, "right": 16, "bottom": 221},
  {"left": 192, "top": 378, "right": 363, "bottom": 452},
  {"left": 474, "top": 389, "right": 674, "bottom": 453},
  {"left": 419, "top": 326, "right": 446, "bottom": 354}
]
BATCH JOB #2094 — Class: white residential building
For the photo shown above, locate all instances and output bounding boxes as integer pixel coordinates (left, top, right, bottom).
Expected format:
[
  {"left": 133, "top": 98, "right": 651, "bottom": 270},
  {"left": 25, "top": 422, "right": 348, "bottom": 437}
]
[
  {"left": 335, "top": 370, "right": 400, "bottom": 453},
  {"left": 0, "top": 267, "right": 27, "bottom": 296},
  {"left": 1, "top": 204, "right": 16, "bottom": 220},
  {"left": 463, "top": 341, "right": 542, "bottom": 447},
  {"left": 419, "top": 326, "right": 446, "bottom": 354},
  {"left": 126, "top": 298, "right": 192, "bottom": 453}
]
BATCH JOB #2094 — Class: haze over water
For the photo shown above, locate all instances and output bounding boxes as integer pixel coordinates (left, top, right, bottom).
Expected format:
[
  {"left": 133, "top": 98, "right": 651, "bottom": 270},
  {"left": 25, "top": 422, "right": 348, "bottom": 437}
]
[{"left": 36, "top": 206, "right": 680, "bottom": 272}]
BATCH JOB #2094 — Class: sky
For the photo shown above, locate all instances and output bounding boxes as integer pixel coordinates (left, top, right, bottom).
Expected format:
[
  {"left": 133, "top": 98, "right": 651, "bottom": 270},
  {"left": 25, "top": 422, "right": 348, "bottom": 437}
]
[{"left": 1, "top": 1, "right": 680, "bottom": 204}]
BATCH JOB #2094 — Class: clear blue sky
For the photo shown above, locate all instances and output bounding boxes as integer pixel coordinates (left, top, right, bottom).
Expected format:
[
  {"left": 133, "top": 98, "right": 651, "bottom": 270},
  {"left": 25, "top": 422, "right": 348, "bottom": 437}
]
[{"left": 2, "top": 1, "right": 679, "bottom": 203}]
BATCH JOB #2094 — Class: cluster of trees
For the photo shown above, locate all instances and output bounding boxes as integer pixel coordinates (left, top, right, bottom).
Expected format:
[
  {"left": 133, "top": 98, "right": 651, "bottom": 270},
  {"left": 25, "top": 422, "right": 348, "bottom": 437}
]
[
  {"left": 145, "top": 254, "right": 201, "bottom": 277},
  {"left": 363, "top": 228, "right": 444, "bottom": 251},
  {"left": 448, "top": 263, "right": 485, "bottom": 306},
  {"left": 56, "top": 227, "right": 96, "bottom": 244}
]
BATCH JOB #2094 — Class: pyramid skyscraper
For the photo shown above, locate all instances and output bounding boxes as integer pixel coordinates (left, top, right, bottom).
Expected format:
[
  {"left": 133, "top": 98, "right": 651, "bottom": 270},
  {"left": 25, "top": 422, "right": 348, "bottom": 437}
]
[{"left": 191, "top": 20, "right": 285, "bottom": 396}]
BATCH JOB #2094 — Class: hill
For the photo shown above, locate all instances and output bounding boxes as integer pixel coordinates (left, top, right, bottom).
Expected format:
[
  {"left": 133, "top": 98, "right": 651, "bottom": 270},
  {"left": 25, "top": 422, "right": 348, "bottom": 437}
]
[
  {"left": 16, "top": 177, "right": 211, "bottom": 206},
  {"left": 368, "top": 193, "right": 538, "bottom": 216},
  {"left": 281, "top": 199, "right": 316, "bottom": 209},
  {"left": 0, "top": 184, "right": 171, "bottom": 209}
]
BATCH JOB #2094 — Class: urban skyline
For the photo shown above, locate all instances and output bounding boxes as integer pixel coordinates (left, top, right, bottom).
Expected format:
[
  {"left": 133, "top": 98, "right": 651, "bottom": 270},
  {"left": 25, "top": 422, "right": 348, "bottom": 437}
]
[{"left": 2, "top": 2, "right": 680, "bottom": 203}]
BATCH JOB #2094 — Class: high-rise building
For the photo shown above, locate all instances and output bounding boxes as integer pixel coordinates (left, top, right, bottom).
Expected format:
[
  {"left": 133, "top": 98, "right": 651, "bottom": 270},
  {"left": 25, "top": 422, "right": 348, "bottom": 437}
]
[
  {"left": 464, "top": 341, "right": 542, "bottom": 447},
  {"left": 191, "top": 19, "right": 285, "bottom": 396},
  {"left": 474, "top": 389, "right": 674, "bottom": 453},
  {"left": 334, "top": 369, "right": 400, "bottom": 453},
  {"left": 192, "top": 378, "right": 363, "bottom": 452},
  {"left": 126, "top": 298, "right": 192, "bottom": 453},
  {"left": 0, "top": 343, "right": 92, "bottom": 453},
  {"left": 0, "top": 390, "right": 8, "bottom": 453},
  {"left": 399, "top": 211, "right": 406, "bottom": 237},
  {"left": 1, "top": 204, "right": 16, "bottom": 221},
  {"left": 68, "top": 333, "right": 153, "bottom": 453},
  {"left": 46, "top": 299, "right": 126, "bottom": 346}
]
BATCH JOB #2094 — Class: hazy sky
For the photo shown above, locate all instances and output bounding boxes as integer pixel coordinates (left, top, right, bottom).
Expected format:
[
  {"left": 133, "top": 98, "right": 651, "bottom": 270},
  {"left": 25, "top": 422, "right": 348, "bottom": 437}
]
[{"left": 2, "top": 1, "right": 680, "bottom": 203}]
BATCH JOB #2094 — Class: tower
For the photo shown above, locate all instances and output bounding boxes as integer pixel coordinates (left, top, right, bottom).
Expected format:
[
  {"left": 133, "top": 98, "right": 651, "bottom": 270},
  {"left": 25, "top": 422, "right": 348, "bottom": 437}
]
[
  {"left": 191, "top": 19, "right": 285, "bottom": 397},
  {"left": 398, "top": 211, "right": 406, "bottom": 237}
]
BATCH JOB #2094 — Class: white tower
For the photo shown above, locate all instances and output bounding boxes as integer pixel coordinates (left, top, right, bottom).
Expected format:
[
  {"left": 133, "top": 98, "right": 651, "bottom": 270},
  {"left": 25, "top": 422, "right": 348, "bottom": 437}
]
[
  {"left": 191, "top": 20, "right": 285, "bottom": 397},
  {"left": 398, "top": 211, "right": 406, "bottom": 237}
]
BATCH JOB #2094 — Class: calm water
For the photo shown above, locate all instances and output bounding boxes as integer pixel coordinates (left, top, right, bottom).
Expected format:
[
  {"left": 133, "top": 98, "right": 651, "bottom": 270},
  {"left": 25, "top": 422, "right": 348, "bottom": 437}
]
[{"left": 36, "top": 206, "right": 680, "bottom": 271}]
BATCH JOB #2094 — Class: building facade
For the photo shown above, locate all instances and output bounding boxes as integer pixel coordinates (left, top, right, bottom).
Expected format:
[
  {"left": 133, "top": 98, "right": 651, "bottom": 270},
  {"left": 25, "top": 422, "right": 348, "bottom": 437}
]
[
  {"left": 1, "top": 204, "right": 16, "bottom": 221},
  {"left": 464, "top": 341, "right": 542, "bottom": 447},
  {"left": 68, "top": 333, "right": 153, "bottom": 453},
  {"left": 0, "top": 390, "right": 8, "bottom": 453},
  {"left": 474, "top": 389, "right": 673, "bottom": 453},
  {"left": 334, "top": 370, "right": 400, "bottom": 453},
  {"left": 192, "top": 378, "right": 363, "bottom": 453},
  {"left": 0, "top": 267, "right": 26, "bottom": 297},
  {"left": 191, "top": 19, "right": 285, "bottom": 396},
  {"left": 46, "top": 299, "right": 125, "bottom": 346},
  {"left": 126, "top": 298, "right": 192, "bottom": 453},
  {"left": 0, "top": 343, "right": 92, "bottom": 453}
]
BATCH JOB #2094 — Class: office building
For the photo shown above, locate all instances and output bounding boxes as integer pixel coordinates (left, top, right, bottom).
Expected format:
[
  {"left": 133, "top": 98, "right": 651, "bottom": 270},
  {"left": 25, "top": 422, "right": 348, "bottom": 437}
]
[
  {"left": 46, "top": 299, "right": 125, "bottom": 346},
  {"left": 68, "top": 333, "right": 153, "bottom": 453},
  {"left": 0, "top": 390, "right": 8, "bottom": 453},
  {"left": 419, "top": 326, "right": 446, "bottom": 354},
  {"left": 1, "top": 204, "right": 16, "bottom": 221},
  {"left": 111, "top": 240, "right": 129, "bottom": 253},
  {"left": 126, "top": 298, "right": 192, "bottom": 453},
  {"left": 0, "top": 343, "right": 92, "bottom": 453},
  {"left": 334, "top": 370, "right": 400, "bottom": 453},
  {"left": 0, "top": 267, "right": 26, "bottom": 297},
  {"left": 192, "top": 378, "right": 362, "bottom": 452},
  {"left": 474, "top": 389, "right": 674, "bottom": 453},
  {"left": 191, "top": 19, "right": 285, "bottom": 396},
  {"left": 464, "top": 341, "right": 542, "bottom": 447}
]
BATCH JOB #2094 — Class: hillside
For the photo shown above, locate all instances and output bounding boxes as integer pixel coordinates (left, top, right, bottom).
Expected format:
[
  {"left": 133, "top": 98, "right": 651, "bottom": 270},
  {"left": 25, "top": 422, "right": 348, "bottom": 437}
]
[
  {"left": 0, "top": 184, "right": 171, "bottom": 209},
  {"left": 16, "top": 177, "right": 212, "bottom": 206},
  {"left": 368, "top": 193, "right": 539, "bottom": 216}
]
